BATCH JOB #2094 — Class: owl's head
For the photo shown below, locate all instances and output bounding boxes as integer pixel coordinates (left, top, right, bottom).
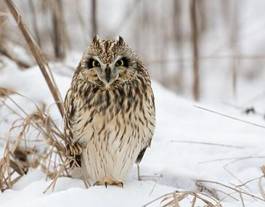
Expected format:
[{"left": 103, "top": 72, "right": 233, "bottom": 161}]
[{"left": 77, "top": 36, "right": 144, "bottom": 87}]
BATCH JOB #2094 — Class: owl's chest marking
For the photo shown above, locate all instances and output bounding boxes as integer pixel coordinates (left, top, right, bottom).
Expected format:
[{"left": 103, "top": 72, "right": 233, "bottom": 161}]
[{"left": 73, "top": 84, "right": 152, "bottom": 144}]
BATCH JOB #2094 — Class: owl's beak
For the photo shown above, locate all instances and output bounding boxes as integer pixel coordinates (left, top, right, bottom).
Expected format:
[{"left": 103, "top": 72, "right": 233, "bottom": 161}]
[
  {"left": 97, "top": 65, "right": 117, "bottom": 86},
  {"left": 105, "top": 67, "right": 111, "bottom": 83}
]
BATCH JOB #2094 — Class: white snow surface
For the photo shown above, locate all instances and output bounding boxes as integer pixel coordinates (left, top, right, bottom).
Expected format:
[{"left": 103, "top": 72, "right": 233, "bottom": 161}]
[{"left": 0, "top": 57, "right": 265, "bottom": 207}]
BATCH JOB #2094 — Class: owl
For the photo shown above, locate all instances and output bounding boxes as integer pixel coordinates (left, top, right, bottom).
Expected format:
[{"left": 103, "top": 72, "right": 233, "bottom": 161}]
[{"left": 64, "top": 36, "right": 155, "bottom": 187}]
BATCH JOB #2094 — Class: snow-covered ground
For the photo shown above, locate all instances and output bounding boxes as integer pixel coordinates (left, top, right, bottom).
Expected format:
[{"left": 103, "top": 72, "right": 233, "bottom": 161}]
[{"left": 0, "top": 56, "right": 265, "bottom": 207}]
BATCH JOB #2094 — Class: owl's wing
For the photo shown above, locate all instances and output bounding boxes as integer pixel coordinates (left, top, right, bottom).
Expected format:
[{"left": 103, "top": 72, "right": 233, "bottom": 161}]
[
  {"left": 64, "top": 88, "right": 77, "bottom": 144},
  {"left": 135, "top": 147, "right": 148, "bottom": 164},
  {"left": 136, "top": 91, "right": 155, "bottom": 164},
  {"left": 64, "top": 88, "right": 83, "bottom": 167}
]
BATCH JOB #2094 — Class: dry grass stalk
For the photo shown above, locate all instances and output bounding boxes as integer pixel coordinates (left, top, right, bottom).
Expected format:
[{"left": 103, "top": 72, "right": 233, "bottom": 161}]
[
  {"left": 0, "top": 87, "right": 14, "bottom": 97},
  {"left": 143, "top": 191, "right": 222, "bottom": 207},
  {"left": 194, "top": 105, "right": 265, "bottom": 129},
  {"left": 4, "top": 0, "right": 64, "bottom": 117},
  {"left": 144, "top": 175, "right": 265, "bottom": 207}
]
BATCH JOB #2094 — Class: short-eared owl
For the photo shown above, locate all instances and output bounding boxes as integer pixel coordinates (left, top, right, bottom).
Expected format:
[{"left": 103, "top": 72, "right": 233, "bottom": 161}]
[{"left": 64, "top": 36, "right": 155, "bottom": 186}]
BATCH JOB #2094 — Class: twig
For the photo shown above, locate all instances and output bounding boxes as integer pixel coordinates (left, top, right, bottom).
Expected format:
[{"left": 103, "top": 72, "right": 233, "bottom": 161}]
[
  {"left": 171, "top": 140, "right": 245, "bottom": 149},
  {"left": 199, "top": 155, "right": 265, "bottom": 164},
  {"left": 194, "top": 105, "right": 265, "bottom": 129},
  {"left": 222, "top": 102, "right": 264, "bottom": 117},
  {"left": 239, "top": 192, "right": 245, "bottom": 207},
  {"left": 143, "top": 192, "right": 175, "bottom": 207},
  {"left": 215, "top": 189, "right": 239, "bottom": 202},
  {"left": 236, "top": 176, "right": 262, "bottom": 188}
]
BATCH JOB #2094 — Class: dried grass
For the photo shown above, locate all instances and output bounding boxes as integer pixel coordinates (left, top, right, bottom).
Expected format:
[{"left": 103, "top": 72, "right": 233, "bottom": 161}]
[
  {"left": 0, "top": 141, "right": 38, "bottom": 192},
  {"left": 196, "top": 179, "right": 265, "bottom": 207},
  {"left": 143, "top": 176, "right": 265, "bottom": 207},
  {"left": 143, "top": 191, "right": 222, "bottom": 207},
  {"left": 143, "top": 165, "right": 265, "bottom": 207},
  {"left": 0, "top": 92, "right": 73, "bottom": 192}
]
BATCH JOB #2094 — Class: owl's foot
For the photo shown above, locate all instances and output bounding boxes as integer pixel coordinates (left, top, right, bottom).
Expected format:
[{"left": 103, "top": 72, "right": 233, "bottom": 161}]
[{"left": 94, "top": 177, "right": 123, "bottom": 188}]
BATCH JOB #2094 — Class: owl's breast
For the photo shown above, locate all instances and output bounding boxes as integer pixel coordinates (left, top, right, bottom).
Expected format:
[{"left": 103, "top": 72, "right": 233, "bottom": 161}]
[{"left": 72, "top": 84, "right": 155, "bottom": 148}]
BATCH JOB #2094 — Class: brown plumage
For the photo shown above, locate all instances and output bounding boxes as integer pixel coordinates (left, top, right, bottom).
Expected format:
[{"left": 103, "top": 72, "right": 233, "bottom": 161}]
[{"left": 64, "top": 36, "right": 155, "bottom": 186}]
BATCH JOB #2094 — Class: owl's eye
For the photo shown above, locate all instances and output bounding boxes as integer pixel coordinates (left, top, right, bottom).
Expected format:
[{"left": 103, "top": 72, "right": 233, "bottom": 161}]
[
  {"left": 87, "top": 58, "right": 100, "bottom": 69},
  {"left": 115, "top": 57, "right": 129, "bottom": 67},
  {"left": 92, "top": 60, "right": 100, "bottom": 67}
]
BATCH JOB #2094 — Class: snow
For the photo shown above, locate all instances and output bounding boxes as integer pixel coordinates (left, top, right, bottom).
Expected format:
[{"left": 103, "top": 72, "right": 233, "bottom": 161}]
[{"left": 0, "top": 56, "right": 265, "bottom": 207}]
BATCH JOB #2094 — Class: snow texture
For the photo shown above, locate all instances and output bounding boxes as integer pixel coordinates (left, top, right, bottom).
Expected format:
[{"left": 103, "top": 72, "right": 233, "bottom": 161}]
[{"left": 0, "top": 56, "right": 265, "bottom": 207}]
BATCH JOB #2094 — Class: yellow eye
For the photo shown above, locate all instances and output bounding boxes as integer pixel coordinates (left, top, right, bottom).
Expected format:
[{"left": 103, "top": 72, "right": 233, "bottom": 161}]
[
  {"left": 92, "top": 60, "right": 100, "bottom": 67},
  {"left": 115, "top": 57, "right": 129, "bottom": 67},
  {"left": 115, "top": 59, "right": 124, "bottom": 67},
  {"left": 87, "top": 58, "right": 100, "bottom": 69}
]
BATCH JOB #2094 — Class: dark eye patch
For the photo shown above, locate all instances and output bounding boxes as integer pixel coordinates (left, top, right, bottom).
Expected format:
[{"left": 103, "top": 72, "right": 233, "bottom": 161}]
[
  {"left": 115, "top": 57, "right": 129, "bottom": 67},
  {"left": 86, "top": 58, "right": 100, "bottom": 69}
]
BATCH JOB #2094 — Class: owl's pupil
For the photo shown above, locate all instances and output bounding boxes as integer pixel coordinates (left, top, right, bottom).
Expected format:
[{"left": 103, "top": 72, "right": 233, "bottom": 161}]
[
  {"left": 86, "top": 58, "right": 100, "bottom": 69},
  {"left": 92, "top": 60, "right": 100, "bottom": 67},
  {"left": 115, "top": 57, "right": 129, "bottom": 67},
  {"left": 116, "top": 60, "right": 123, "bottom": 66}
]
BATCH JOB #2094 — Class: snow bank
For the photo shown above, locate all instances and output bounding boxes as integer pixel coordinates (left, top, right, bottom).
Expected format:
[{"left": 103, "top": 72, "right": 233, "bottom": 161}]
[{"left": 0, "top": 59, "right": 264, "bottom": 206}]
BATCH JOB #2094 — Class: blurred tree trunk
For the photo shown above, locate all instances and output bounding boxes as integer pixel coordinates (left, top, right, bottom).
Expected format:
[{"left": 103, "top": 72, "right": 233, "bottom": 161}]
[
  {"left": 91, "top": 0, "right": 98, "bottom": 37},
  {"left": 173, "top": 0, "right": 184, "bottom": 93},
  {"left": 230, "top": 2, "right": 239, "bottom": 98},
  {"left": 76, "top": 1, "right": 87, "bottom": 45},
  {"left": 28, "top": 0, "right": 41, "bottom": 47},
  {"left": 197, "top": 0, "right": 207, "bottom": 34},
  {"left": 159, "top": 1, "right": 167, "bottom": 85},
  {"left": 135, "top": 0, "right": 143, "bottom": 52},
  {"left": 221, "top": 1, "right": 239, "bottom": 98},
  {"left": 221, "top": 0, "right": 230, "bottom": 24},
  {"left": 190, "top": 0, "right": 200, "bottom": 101},
  {"left": 51, "top": 0, "right": 67, "bottom": 59}
]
